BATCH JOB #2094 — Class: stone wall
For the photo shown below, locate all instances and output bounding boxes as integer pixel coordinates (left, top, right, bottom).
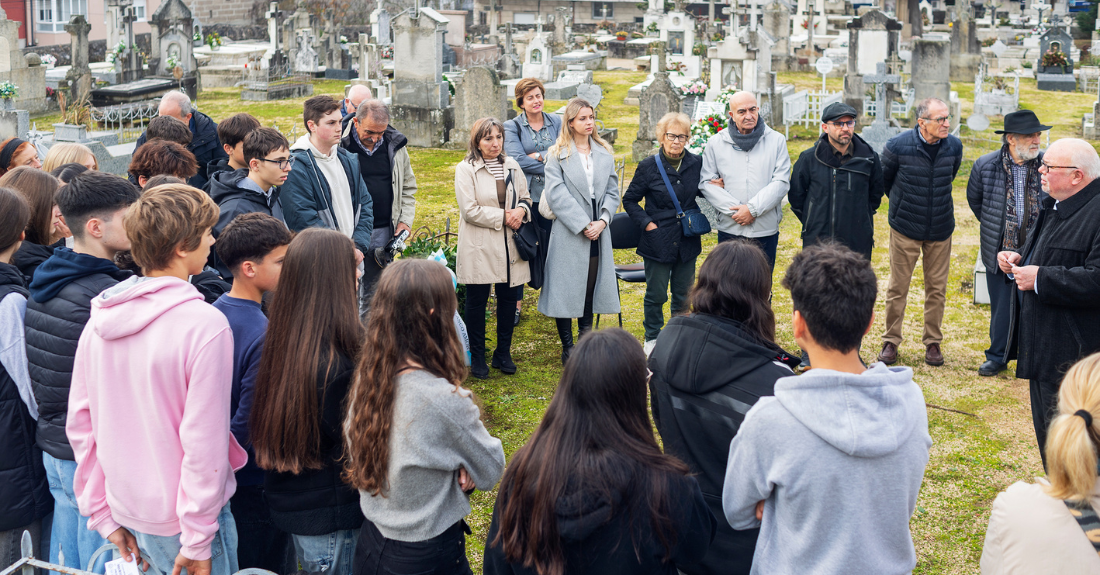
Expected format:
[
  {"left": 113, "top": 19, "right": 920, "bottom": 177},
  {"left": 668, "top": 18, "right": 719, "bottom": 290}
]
[{"left": 190, "top": 0, "right": 264, "bottom": 26}]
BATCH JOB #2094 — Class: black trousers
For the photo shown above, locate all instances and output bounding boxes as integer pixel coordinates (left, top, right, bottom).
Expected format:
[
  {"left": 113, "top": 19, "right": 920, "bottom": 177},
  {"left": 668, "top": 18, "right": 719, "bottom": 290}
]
[
  {"left": 353, "top": 519, "right": 472, "bottom": 575},
  {"left": 230, "top": 484, "right": 293, "bottom": 572},
  {"left": 465, "top": 282, "right": 521, "bottom": 360},
  {"left": 1031, "top": 377, "right": 1061, "bottom": 470},
  {"left": 985, "top": 271, "right": 1014, "bottom": 363}
]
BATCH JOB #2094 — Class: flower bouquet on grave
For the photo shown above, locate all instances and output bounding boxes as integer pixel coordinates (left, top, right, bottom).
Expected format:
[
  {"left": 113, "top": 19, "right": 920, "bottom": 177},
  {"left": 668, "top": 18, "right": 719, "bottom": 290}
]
[
  {"left": 381, "top": 45, "right": 394, "bottom": 59},
  {"left": 616, "top": 30, "right": 629, "bottom": 40},
  {"left": 801, "top": 19, "right": 819, "bottom": 29},
  {"left": 40, "top": 54, "right": 57, "bottom": 68},
  {"left": 680, "top": 80, "right": 709, "bottom": 96},
  {"left": 0, "top": 82, "right": 17, "bottom": 103},
  {"left": 692, "top": 42, "right": 706, "bottom": 56},
  {"left": 689, "top": 113, "right": 728, "bottom": 152},
  {"left": 646, "top": 22, "right": 659, "bottom": 34},
  {"left": 1041, "top": 49, "right": 1069, "bottom": 72}
]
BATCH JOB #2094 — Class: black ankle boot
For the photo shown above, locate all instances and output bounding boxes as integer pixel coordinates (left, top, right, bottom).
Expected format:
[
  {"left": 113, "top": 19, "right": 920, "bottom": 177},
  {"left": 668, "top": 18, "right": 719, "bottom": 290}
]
[
  {"left": 556, "top": 318, "right": 574, "bottom": 365},
  {"left": 491, "top": 294, "right": 518, "bottom": 374},
  {"left": 470, "top": 355, "right": 489, "bottom": 379},
  {"left": 577, "top": 313, "right": 594, "bottom": 340},
  {"left": 465, "top": 305, "right": 489, "bottom": 379},
  {"left": 491, "top": 350, "right": 517, "bottom": 374}
]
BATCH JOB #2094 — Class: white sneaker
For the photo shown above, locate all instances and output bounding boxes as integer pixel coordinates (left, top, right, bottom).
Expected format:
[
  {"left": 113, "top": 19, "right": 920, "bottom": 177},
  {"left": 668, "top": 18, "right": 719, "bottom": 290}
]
[{"left": 644, "top": 339, "right": 657, "bottom": 357}]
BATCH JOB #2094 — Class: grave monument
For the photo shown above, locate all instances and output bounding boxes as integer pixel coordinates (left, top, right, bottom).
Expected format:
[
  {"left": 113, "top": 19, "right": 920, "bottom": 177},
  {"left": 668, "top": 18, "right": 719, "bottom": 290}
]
[
  {"left": 633, "top": 43, "right": 683, "bottom": 162},
  {"left": 842, "top": 10, "right": 901, "bottom": 119},
  {"left": 390, "top": 6, "right": 454, "bottom": 147},
  {"left": 1035, "top": 26, "right": 1076, "bottom": 92}
]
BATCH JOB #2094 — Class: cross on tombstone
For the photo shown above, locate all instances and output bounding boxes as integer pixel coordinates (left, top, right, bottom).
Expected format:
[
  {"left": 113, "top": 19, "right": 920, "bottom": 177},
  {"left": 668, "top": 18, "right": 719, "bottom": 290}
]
[
  {"left": 121, "top": 1, "right": 138, "bottom": 78},
  {"left": 266, "top": 2, "right": 283, "bottom": 53},
  {"left": 536, "top": 14, "right": 543, "bottom": 35},
  {"left": 722, "top": 4, "right": 738, "bottom": 36},
  {"left": 885, "top": 52, "right": 906, "bottom": 77},
  {"left": 864, "top": 62, "right": 900, "bottom": 124},
  {"left": 740, "top": 0, "right": 766, "bottom": 31}
]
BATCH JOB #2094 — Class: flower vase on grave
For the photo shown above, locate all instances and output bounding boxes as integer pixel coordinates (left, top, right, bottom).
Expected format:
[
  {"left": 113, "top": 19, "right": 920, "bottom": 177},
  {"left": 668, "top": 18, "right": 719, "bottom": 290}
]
[{"left": 0, "top": 99, "right": 13, "bottom": 111}]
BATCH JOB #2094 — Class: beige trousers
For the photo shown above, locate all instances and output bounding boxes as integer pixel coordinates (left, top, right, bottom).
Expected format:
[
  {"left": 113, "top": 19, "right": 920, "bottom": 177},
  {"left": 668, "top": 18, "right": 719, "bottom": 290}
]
[{"left": 882, "top": 228, "right": 952, "bottom": 346}]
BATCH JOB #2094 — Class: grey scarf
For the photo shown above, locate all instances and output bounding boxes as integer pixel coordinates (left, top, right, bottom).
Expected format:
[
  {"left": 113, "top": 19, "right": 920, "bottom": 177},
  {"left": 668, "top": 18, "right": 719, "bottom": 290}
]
[{"left": 727, "top": 121, "right": 765, "bottom": 152}]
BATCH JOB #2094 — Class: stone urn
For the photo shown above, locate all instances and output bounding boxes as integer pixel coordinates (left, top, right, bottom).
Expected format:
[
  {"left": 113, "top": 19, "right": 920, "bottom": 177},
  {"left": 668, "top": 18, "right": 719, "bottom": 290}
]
[{"left": 53, "top": 123, "right": 87, "bottom": 142}]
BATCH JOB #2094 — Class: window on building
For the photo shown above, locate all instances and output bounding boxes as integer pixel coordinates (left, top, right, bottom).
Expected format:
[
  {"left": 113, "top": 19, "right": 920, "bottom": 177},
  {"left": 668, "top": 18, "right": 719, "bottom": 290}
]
[
  {"left": 133, "top": 0, "right": 146, "bottom": 21},
  {"left": 37, "top": 0, "right": 87, "bottom": 32},
  {"left": 592, "top": 2, "right": 614, "bottom": 19}
]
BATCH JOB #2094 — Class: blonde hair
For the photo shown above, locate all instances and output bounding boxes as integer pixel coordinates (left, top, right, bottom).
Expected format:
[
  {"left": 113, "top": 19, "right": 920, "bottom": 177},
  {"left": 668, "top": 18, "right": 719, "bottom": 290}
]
[
  {"left": 43, "top": 143, "right": 96, "bottom": 172},
  {"left": 123, "top": 183, "right": 218, "bottom": 273},
  {"left": 656, "top": 112, "right": 691, "bottom": 144},
  {"left": 1044, "top": 352, "right": 1100, "bottom": 503},
  {"left": 548, "top": 98, "right": 613, "bottom": 159}
]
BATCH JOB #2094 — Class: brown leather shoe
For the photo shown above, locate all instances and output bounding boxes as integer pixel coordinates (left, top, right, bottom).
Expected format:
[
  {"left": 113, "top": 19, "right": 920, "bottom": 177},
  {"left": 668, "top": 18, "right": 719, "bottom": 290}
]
[
  {"left": 877, "top": 342, "right": 898, "bottom": 365},
  {"left": 925, "top": 343, "right": 945, "bottom": 366}
]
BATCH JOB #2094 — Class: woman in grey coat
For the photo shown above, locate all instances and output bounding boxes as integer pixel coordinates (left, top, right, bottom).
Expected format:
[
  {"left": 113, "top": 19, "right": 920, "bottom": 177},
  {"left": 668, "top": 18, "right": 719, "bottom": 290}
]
[{"left": 538, "top": 98, "right": 621, "bottom": 363}]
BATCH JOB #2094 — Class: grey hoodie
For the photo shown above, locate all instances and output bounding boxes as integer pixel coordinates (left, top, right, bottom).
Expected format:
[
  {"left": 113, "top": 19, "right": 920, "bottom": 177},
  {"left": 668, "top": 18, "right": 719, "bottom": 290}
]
[{"left": 722, "top": 363, "right": 931, "bottom": 575}]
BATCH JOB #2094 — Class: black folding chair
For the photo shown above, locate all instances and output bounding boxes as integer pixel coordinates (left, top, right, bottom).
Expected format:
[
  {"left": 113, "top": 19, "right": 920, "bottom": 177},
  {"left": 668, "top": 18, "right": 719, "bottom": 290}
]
[{"left": 596, "top": 211, "right": 647, "bottom": 328}]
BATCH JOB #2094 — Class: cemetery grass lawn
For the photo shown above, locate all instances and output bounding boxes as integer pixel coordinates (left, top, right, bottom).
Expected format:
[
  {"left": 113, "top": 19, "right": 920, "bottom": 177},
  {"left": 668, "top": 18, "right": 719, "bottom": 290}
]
[{"left": 30, "top": 72, "right": 1099, "bottom": 573}]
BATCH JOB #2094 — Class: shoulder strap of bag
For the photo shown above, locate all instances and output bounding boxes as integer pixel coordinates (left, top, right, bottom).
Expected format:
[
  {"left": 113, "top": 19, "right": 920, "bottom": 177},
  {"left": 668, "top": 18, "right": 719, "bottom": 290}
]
[
  {"left": 655, "top": 155, "right": 684, "bottom": 217},
  {"left": 1063, "top": 500, "right": 1100, "bottom": 553},
  {"left": 506, "top": 169, "right": 516, "bottom": 209}
]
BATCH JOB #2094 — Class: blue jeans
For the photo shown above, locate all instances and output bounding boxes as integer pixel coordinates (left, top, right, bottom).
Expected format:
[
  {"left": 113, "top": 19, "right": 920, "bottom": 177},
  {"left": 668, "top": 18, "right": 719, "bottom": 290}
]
[
  {"left": 717, "top": 231, "right": 780, "bottom": 270},
  {"left": 293, "top": 529, "right": 360, "bottom": 575},
  {"left": 43, "top": 452, "right": 111, "bottom": 573},
  {"left": 131, "top": 503, "right": 237, "bottom": 575}
]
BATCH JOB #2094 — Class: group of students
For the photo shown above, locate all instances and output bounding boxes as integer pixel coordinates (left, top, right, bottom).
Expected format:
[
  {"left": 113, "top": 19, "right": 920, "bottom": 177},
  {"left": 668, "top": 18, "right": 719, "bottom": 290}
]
[{"left": 0, "top": 84, "right": 1098, "bottom": 575}]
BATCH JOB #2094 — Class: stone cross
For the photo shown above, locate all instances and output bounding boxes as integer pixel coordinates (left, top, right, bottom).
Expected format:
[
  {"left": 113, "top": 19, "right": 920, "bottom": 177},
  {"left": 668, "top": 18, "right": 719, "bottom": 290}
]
[
  {"left": 741, "top": 0, "right": 766, "bottom": 31},
  {"left": 654, "top": 40, "right": 668, "bottom": 75},
  {"left": 536, "top": 14, "right": 543, "bottom": 35},
  {"left": 266, "top": 2, "right": 282, "bottom": 53},
  {"left": 64, "top": 15, "right": 92, "bottom": 102},
  {"left": 121, "top": 3, "right": 138, "bottom": 79},
  {"left": 864, "top": 61, "right": 900, "bottom": 124},
  {"left": 722, "top": 4, "right": 738, "bottom": 36}
]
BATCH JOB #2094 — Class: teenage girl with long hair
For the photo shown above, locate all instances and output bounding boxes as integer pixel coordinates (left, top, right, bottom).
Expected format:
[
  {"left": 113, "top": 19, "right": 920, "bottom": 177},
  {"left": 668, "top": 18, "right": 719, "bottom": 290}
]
[
  {"left": 483, "top": 328, "right": 715, "bottom": 575},
  {"left": 251, "top": 228, "right": 365, "bottom": 575},
  {"left": 344, "top": 258, "right": 505, "bottom": 575}
]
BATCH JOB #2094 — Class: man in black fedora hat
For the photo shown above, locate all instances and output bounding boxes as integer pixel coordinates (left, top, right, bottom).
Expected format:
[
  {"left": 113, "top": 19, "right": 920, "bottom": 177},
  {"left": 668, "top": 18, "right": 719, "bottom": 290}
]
[
  {"left": 789, "top": 101, "right": 885, "bottom": 368},
  {"left": 966, "top": 109, "right": 1050, "bottom": 376}
]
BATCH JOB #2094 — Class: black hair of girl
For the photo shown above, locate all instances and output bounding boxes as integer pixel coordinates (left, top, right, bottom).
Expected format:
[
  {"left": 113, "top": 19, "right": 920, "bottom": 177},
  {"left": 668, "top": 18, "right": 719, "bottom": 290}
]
[
  {"left": 491, "top": 328, "right": 690, "bottom": 575},
  {"left": 689, "top": 239, "right": 776, "bottom": 343}
]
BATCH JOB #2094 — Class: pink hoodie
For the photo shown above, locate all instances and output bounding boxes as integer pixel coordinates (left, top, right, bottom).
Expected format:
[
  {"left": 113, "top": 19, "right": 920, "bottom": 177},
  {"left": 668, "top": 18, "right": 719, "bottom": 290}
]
[{"left": 67, "top": 276, "right": 246, "bottom": 561}]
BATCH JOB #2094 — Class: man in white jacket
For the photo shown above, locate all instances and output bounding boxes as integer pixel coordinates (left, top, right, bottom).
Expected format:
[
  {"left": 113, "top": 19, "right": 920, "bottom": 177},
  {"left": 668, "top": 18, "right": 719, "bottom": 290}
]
[{"left": 699, "top": 91, "right": 791, "bottom": 272}]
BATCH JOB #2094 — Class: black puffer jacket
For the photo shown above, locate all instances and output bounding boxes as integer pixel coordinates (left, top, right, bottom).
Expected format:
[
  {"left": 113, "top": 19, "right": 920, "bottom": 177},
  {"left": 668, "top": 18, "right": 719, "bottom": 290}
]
[
  {"left": 1007, "top": 180, "right": 1100, "bottom": 382},
  {"left": 881, "top": 127, "right": 963, "bottom": 242},
  {"left": 622, "top": 151, "right": 704, "bottom": 264},
  {"left": 0, "top": 262, "right": 53, "bottom": 531},
  {"left": 648, "top": 313, "right": 799, "bottom": 575},
  {"left": 12, "top": 241, "right": 56, "bottom": 284},
  {"left": 789, "top": 133, "right": 885, "bottom": 260},
  {"left": 263, "top": 351, "right": 364, "bottom": 535},
  {"left": 134, "top": 110, "right": 228, "bottom": 190},
  {"left": 25, "top": 248, "right": 131, "bottom": 460},
  {"left": 966, "top": 147, "right": 1046, "bottom": 271},
  {"left": 207, "top": 169, "right": 283, "bottom": 279}
]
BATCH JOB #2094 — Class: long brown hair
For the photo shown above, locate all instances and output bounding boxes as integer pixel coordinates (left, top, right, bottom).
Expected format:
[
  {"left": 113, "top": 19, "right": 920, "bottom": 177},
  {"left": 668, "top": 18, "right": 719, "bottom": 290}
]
[
  {"left": 491, "top": 328, "right": 690, "bottom": 575},
  {"left": 251, "top": 228, "right": 363, "bottom": 473},
  {"left": 0, "top": 166, "right": 59, "bottom": 246},
  {"left": 0, "top": 187, "right": 30, "bottom": 254},
  {"left": 343, "top": 258, "right": 466, "bottom": 495},
  {"left": 690, "top": 239, "right": 776, "bottom": 343}
]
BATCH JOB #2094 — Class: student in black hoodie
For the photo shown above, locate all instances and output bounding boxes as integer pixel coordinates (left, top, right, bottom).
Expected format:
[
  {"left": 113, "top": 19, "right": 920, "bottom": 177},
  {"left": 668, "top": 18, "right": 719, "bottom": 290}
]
[
  {"left": 647, "top": 239, "right": 799, "bottom": 575},
  {"left": 485, "top": 328, "right": 715, "bottom": 575},
  {"left": 208, "top": 128, "right": 292, "bottom": 279},
  {"left": 24, "top": 171, "right": 139, "bottom": 572},
  {"left": 205, "top": 113, "right": 262, "bottom": 191},
  {"left": 0, "top": 187, "right": 53, "bottom": 569}
]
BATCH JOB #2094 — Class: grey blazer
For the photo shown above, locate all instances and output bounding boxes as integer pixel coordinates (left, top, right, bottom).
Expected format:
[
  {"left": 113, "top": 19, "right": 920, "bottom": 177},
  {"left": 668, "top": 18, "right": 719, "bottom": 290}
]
[
  {"left": 538, "top": 139, "right": 622, "bottom": 318},
  {"left": 503, "top": 112, "right": 562, "bottom": 202}
]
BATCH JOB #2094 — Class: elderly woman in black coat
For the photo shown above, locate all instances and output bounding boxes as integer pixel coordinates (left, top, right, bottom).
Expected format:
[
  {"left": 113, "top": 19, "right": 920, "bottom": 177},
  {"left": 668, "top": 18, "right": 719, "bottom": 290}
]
[{"left": 623, "top": 112, "right": 715, "bottom": 353}]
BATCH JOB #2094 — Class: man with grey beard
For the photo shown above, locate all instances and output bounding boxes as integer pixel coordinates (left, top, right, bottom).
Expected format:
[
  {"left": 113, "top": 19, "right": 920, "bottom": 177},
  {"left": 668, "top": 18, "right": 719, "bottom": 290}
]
[{"left": 966, "top": 110, "right": 1050, "bottom": 376}]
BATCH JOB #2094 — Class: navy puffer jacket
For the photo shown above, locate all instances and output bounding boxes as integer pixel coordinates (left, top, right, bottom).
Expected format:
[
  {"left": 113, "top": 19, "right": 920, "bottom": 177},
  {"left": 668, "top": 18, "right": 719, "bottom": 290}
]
[
  {"left": 965, "top": 147, "right": 1045, "bottom": 271},
  {"left": 881, "top": 127, "right": 963, "bottom": 242}
]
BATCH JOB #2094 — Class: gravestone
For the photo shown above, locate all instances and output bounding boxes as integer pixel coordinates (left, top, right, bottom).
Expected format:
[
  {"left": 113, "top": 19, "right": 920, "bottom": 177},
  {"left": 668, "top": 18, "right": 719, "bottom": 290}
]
[
  {"left": 0, "top": 7, "right": 46, "bottom": 113},
  {"left": 910, "top": 37, "right": 951, "bottom": 110},
  {"left": 371, "top": 8, "right": 392, "bottom": 45},
  {"left": 576, "top": 83, "right": 603, "bottom": 109},
  {"left": 949, "top": 0, "right": 982, "bottom": 81},
  {"left": 105, "top": 0, "right": 127, "bottom": 54},
  {"left": 858, "top": 62, "right": 903, "bottom": 154},
  {"left": 64, "top": 15, "right": 92, "bottom": 104},
  {"left": 1036, "top": 26, "right": 1076, "bottom": 92},
  {"left": 763, "top": 0, "right": 791, "bottom": 71},
  {"left": 523, "top": 28, "right": 553, "bottom": 82},
  {"left": 633, "top": 43, "right": 683, "bottom": 162},
  {"left": 551, "top": 7, "right": 570, "bottom": 53},
  {"left": 449, "top": 66, "right": 509, "bottom": 143},
  {"left": 149, "top": 0, "right": 195, "bottom": 78},
  {"left": 843, "top": 10, "right": 901, "bottom": 116},
  {"left": 708, "top": 27, "right": 770, "bottom": 94},
  {"left": 294, "top": 29, "right": 319, "bottom": 73},
  {"left": 658, "top": 11, "right": 700, "bottom": 78},
  {"left": 644, "top": 0, "right": 665, "bottom": 29},
  {"left": 391, "top": 7, "right": 454, "bottom": 147}
]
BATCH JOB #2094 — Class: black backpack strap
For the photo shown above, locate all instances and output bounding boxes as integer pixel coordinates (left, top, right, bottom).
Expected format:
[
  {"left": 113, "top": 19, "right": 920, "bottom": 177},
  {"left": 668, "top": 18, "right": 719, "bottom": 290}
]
[{"left": 1064, "top": 500, "right": 1100, "bottom": 555}]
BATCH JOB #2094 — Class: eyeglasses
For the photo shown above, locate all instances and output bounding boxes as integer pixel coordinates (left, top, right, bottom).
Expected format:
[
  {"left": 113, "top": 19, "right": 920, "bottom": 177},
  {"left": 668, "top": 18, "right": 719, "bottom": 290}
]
[
  {"left": 827, "top": 120, "right": 856, "bottom": 128},
  {"left": 1040, "top": 161, "right": 1078, "bottom": 172},
  {"left": 920, "top": 115, "right": 952, "bottom": 124},
  {"left": 664, "top": 133, "right": 689, "bottom": 142},
  {"left": 259, "top": 156, "right": 296, "bottom": 170}
]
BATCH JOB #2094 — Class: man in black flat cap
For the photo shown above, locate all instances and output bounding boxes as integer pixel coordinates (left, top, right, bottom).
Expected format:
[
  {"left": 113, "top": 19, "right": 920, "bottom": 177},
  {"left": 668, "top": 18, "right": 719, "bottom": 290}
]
[
  {"left": 788, "top": 101, "right": 885, "bottom": 367},
  {"left": 966, "top": 110, "right": 1050, "bottom": 377}
]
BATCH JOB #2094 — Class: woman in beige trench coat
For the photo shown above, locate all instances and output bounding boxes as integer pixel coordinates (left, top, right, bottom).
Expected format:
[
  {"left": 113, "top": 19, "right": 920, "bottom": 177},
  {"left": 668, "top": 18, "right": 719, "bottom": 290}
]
[{"left": 455, "top": 117, "right": 531, "bottom": 379}]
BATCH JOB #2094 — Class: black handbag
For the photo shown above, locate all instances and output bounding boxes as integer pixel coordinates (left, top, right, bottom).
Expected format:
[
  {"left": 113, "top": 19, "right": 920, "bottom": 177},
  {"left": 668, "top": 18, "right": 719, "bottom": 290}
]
[
  {"left": 507, "top": 171, "right": 540, "bottom": 262},
  {"left": 655, "top": 154, "right": 711, "bottom": 238}
]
